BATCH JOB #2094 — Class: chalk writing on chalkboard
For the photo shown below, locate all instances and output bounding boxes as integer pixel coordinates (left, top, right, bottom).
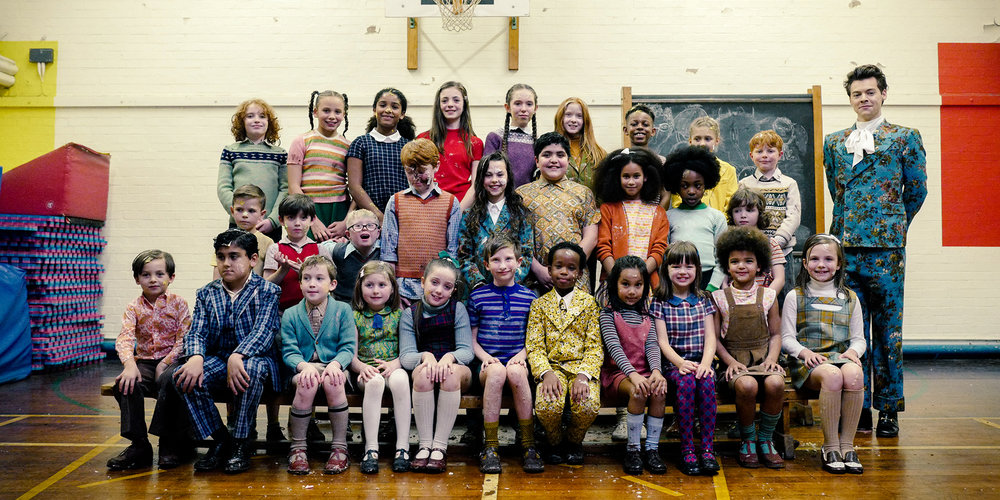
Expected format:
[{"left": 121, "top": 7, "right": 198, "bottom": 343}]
[{"left": 625, "top": 93, "right": 822, "bottom": 252}]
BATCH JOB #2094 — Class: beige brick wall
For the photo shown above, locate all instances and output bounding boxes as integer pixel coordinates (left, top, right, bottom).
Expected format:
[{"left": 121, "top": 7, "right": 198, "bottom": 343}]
[{"left": 3, "top": 0, "right": 998, "bottom": 341}]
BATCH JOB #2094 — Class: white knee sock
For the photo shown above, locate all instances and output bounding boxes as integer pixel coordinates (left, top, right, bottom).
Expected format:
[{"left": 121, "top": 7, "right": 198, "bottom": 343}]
[
  {"left": 432, "top": 389, "right": 462, "bottom": 450},
  {"left": 362, "top": 376, "right": 386, "bottom": 451},
  {"left": 412, "top": 389, "right": 435, "bottom": 449},
  {"left": 387, "top": 370, "right": 412, "bottom": 450}
]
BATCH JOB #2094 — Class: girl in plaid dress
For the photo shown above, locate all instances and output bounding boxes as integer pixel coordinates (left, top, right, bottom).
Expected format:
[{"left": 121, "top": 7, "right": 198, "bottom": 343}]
[
  {"left": 651, "top": 242, "right": 719, "bottom": 476},
  {"left": 781, "top": 234, "right": 865, "bottom": 475}
]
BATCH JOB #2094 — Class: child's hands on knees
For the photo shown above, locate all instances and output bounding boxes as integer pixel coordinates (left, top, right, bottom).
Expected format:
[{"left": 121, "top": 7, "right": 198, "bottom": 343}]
[
  {"left": 174, "top": 355, "right": 204, "bottom": 393},
  {"left": 570, "top": 374, "right": 590, "bottom": 404},
  {"left": 295, "top": 362, "right": 321, "bottom": 389},
  {"left": 539, "top": 372, "right": 562, "bottom": 402},
  {"left": 800, "top": 349, "right": 827, "bottom": 369},
  {"left": 759, "top": 360, "right": 785, "bottom": 374},
  {"left": 323, "top": 362, "right": 346, "bottom": 386},
  {"left": 483, "top": 356, "right": 502, "bottom": 368},
  {"left": 376, "top": 358, "right": 401, "bottom": 378},
  {"left": 116, "top": 361, "right": 142, "bottom": 395},
  {"left": 506, "top": 351, "right": 527, "bottom": 369},
  {"left": 724, "top": 361, "right": 748, "bottom": 381},
  {"left": 674, "top": 359, "right": 699, "bottom": 375},
  {"left": 429, "top": 354, "right": 455, "bottom": 383},
  {"left": 628, "top": 372, "right": 651, "bottom": 397},
  {"left": 358, "top": 363, "right": 380, "bottom": 384},
  {"left": 649, "top": 370, "right": 668, "bottom": 396},
  {"left": 840, "top": 349, "right": 861, "bottom": 366},
  {"left": 227, "top": 353, "right": 250, "bottom": 394},
  {"left": 695, "top": 361, "right": 715, "bottom": 380}
]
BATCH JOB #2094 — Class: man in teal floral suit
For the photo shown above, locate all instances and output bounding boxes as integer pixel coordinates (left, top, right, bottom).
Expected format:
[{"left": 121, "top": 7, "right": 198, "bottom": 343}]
[{"left": 823, "top": 64, "right": 927, "bottom": 438}]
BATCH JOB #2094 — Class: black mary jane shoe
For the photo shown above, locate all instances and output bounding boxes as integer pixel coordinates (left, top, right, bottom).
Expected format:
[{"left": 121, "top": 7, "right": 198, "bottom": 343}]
[
  {"left": 194, "top": 440, "right": 231, "bottom": 472},
  {"left": 876, "top": 411, "right": 899, "bottom": 438},
  {"left": 842, "top": 450, "right": 864, "bottom": 474},
  {"left": 821, "top": 449, "right": 846, "bottom": 474},
  {"left": 392, "top": 448, "right": 411, "bottom": 473}
]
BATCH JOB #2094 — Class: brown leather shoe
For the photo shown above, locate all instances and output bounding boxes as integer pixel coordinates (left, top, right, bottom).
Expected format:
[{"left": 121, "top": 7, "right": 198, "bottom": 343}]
[
  {"left": 287, "top": 449, "right": 310, "bottom": 475},
  {"left": 425, "top": 448, "right": 447, "bottom": 473},
  {"left": 757, "top": 440, "right": 785, "bottom": 469},
  {"left": 410, "top": 447, "right": 431, "bottom": 471},
  {"left": 324, "top": 446, "right": 349, "bottom": 474},
  {"left": 736, "top": 440, "right": 760, "bottom": 468}
]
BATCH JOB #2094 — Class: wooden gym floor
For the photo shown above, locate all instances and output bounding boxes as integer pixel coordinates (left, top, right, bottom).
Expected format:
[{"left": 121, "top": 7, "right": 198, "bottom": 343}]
[{"left": 2, "top": 357, "right": 999, "bottom": 499}]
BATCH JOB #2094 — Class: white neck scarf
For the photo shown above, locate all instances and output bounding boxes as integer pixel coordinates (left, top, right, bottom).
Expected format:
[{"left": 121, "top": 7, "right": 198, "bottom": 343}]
[{"left": 844, "top": 116, "right": 885, "bottom": 166}]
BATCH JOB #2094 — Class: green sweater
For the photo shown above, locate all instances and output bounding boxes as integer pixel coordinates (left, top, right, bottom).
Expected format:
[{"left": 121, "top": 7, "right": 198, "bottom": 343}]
[{"left": 217, "top": 139, "right": 288, "bottom": 228}]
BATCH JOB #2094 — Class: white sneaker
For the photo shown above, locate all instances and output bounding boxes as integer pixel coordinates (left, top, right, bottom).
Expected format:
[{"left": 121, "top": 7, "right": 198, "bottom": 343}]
[{"left": 612, "top": 409, "right": 628, "bottom": 441}]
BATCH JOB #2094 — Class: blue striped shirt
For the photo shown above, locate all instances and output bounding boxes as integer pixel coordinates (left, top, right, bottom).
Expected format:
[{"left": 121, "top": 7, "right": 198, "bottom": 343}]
[{"left": 468, "top": 283, "right": 536, "bottom": 363}]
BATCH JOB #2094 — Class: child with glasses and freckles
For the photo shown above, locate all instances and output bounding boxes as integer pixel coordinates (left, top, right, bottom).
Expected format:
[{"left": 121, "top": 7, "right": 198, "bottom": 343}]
[
  {"left": 323, "top": 209, "right": 382, "bottom": 303},
  {"left": 381, "top": 138, "right": 461, "bottom": 306}
]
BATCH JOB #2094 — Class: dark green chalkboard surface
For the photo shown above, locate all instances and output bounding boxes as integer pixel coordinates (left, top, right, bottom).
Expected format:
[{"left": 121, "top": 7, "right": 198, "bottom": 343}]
[{"left": 622, "top": 87, "right": 824, "bottom": 252}]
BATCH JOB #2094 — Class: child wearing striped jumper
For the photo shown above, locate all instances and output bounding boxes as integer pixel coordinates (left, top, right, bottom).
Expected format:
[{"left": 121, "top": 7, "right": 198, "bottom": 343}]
[
  {"left": 469, "top": 235, "right": 542, "bottom": 474},
  {"left": 288, "top": 90, "right": 352, "bottom": 242}
]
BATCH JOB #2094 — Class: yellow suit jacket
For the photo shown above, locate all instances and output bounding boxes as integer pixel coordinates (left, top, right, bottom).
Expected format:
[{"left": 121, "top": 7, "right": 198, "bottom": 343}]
[{"left": 526, "top": 289, "right": 603, "bottom": 382}]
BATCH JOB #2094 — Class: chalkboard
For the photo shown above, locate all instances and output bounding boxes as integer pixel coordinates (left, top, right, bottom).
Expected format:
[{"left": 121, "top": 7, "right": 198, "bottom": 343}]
[{"left": 622, "top": 87, "right": 824, "bottom": 253}]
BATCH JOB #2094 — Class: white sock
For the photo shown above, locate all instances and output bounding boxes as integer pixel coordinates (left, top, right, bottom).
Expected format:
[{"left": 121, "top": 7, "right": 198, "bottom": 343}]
[
  {"left": 432, "top": 389, "right": 462, "bottom": 450},
  {"left": 387, "top": 369, "right": 412, "bottom": 450},
  {"left": 412, "top": 389, "right": 435, "bottom": 449},
  {"left": 362, "top": 375, "right": 386, "bottom": 451}
]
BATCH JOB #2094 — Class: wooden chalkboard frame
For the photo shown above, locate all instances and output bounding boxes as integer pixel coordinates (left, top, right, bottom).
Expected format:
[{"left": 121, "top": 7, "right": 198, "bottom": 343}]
[{"left": 622, "top": 86, "right": 824, "bottom": 244}]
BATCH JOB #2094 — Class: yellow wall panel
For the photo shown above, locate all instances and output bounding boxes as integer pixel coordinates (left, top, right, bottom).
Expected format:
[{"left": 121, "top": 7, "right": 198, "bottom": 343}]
[{"left": 0, "top": 41, "right": 58, "bottom": 171}]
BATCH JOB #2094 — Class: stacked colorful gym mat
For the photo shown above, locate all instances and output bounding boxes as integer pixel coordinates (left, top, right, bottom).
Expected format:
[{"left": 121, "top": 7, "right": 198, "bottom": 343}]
[{"left": 0, "top": 144, "right": 110, "bottom": 371}]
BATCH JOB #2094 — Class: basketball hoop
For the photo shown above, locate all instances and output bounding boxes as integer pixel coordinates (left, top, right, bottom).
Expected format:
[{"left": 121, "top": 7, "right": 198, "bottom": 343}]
[{"left": 433, "top": 0, "right": 483, "bottom": 31}]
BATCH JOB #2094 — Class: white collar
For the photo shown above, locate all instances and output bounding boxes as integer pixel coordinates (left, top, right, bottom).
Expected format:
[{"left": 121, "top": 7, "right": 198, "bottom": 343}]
[
  {"left": 754, "top": 167, "right": 783, "bottom": 181},
  {"left": 845, "top": 116, "right": 885, "bottom": 166},
  {"left": 370, "top": 129, "right": 402, "bottom": 143},
  {"left": 402, "top": 184, "right": 442, "bottom": 200},
  {"left": 345, "top": 239, "right": 379, "bottom": 258}
]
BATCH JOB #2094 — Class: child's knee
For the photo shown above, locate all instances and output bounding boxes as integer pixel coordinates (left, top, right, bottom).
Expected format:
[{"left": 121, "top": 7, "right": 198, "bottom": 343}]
[
  {"left": 734, "top": 376, "right": 758, "bottom": 396},
  {"left": 505, "top": 363, "right": 529, "bottom": 383},
  {"left": 764, "top": 374, "right": 785, "bottom": 392},
  {"left": 365, "top": 374, "right": 386, "bottom": 391},
  {"left": 841, "top": 364, "right": 864, "bottom": 390}
]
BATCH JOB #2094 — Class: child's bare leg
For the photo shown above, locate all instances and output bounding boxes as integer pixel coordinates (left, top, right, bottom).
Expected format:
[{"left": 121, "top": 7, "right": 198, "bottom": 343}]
[
  {"left": 756, "top": 373, "right": 785, "bottom": 466},
  {"left": 506, "top": 363, "right": 536, "bottom": 453},
  {"left": 289, "top": 382, "right": 319, "bottom": 452},
  {"left": 323, "top": 378, "right": 349, "bottom": 450},
  {"left": 481, "top": 363, "right": 507, "bottom": 451},
  {"left": 618, "top": 379, "right": 646, "bottom": 452},
  {"left": 732, "top": 375, "right": 760, "bottom": 465}
]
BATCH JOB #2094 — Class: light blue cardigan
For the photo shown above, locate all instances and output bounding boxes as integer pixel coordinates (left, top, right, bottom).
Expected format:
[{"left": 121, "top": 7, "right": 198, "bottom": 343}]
[{"left": 280, "top": 297, "right": 357, "bottom": 371}]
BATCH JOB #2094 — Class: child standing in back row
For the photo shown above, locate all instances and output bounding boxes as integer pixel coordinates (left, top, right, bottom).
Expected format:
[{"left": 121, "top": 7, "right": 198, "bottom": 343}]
[
  {"left": 287, "top": 90, "right": 352, "bottom": 242},
  {"left": 346, "top": 88, "right": 416, "bottom": 221},
  {"left": 663, "top": 146, "right": 727, "bottom": 290},
  {"left": 483, "top": 84, "right": 539, "bottom": 188},
  {"left": 554, "top": 97, "right": 607, "bottom": 190},
  {"left": 418, "top": 81, "right": 484, "bottom": 207},
  {"left": 217, "top": 98, "right": 288, "bottom": 242},
  {"left": 669, "top": 116, "right": 739, "bottom": 212}
]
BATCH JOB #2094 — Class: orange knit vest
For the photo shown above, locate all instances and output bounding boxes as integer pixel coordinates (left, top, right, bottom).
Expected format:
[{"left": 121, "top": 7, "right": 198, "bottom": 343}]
[{"left": 395, "top": 192, "right": 455, "bottom": 279}]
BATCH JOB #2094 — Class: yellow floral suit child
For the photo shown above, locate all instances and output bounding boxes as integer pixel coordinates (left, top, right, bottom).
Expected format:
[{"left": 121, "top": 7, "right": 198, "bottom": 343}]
[{"left": 526, "top": 288, "right": 604, "bottom": 445}]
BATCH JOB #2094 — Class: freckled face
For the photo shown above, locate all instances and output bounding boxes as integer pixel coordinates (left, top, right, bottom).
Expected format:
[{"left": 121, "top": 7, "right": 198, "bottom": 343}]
[{"left": 244, "top": 104, "right": 268, "bottom": 142}]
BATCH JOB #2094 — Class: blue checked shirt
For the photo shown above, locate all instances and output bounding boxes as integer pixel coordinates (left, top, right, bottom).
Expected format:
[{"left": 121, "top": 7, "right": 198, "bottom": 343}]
[
  {"left": 346, "top": 133, "right": 410, "bottom": 215},
  {"left": 183, "top": 273, "right": 282, "bottom": 391},
  {"left": 650, "top": 294, "right": 717, "bottom": 363}
]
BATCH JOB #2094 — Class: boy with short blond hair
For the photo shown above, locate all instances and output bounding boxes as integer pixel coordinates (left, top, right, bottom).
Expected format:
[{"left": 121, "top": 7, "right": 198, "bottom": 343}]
[
  {"left": 264, "top": 194, "right": 333, "bottom": 310},
  {"left": 212, "top": 184, "right": 273, "bottom": 279},
  {"left": 381, "top": 138, "right": 461, "bottom": 302},
  {"left": 322, "top": 208, "right": 382, "bottom": 302},
  {"left": 109, "top": 249, "right": 191, "bottom": 471}
]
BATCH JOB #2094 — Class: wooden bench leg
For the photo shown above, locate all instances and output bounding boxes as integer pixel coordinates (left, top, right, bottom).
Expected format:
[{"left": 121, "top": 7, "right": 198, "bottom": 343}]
[{"left": 776, "top": 399, "right": 797, "bottom": 460}]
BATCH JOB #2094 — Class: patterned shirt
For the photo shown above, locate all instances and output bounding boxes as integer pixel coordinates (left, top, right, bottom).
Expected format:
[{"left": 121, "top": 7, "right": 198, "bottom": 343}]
[
  {"left": 468, "top": 283, "right": 536, "bottom": 363},
  {"left": 739, "top": 167, "right": 802, "bottom": 252},
  {"left": 516, "top": 177, "right": 601, "bottom": 289},
  {"left": 217, "top": 139, "right": 288, "bottom": 229},
  {"left": 623, "top": 200, "right": 656, "bottom": 257},
  {"left": 650, "top": 294, "right": 717, "bottom": 361},
  {"left": 115, "top": 291, "right": 191, "bottom": 365},
  {"left": 288, "top": 130, "right": 350, "bottom": 203},
  {"left": 484, "top": 127, "right": 536, "bottom": 188},
  {"left": 457, "top": 202, "right": 534, "bottom": 287},
  {"left": 354, "top": 307, "right": 402, "bottom": 366},
  {"left": 346, "top": 133, "right": 411, "bottom": 214}
]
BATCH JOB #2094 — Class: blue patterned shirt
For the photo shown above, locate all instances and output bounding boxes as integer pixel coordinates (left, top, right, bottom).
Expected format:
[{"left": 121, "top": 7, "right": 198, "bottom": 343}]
[
  {"left": 650, "top": 294, "right": 717, "bottom": 362},
  {"left": 346, "top": 133, "right": 410, "bottom": 214},
  {"left": 468, "top": 283, "right": 536, "bottom": 363}
]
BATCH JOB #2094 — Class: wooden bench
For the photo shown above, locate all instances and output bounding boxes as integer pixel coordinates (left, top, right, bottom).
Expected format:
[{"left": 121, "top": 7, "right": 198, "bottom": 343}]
[{"left": 100, "top": 382, "right": 812, "bottom": 459}]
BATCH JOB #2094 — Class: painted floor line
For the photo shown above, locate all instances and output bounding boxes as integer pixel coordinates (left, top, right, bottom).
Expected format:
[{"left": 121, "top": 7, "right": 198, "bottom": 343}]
[
  {"left": 0, "top": 415, "right": 29, "bottom": 427},
  {"left": 973, "top": 418, "right": 1000, "bottom": 431},
  {"left": 78, "top": 470, "right": 163, "bottom": 488},
  {"left": 855, "top": 445, "right": 1000, "bottom": 450},
  {"left": 16, "top": 434, "right": 122, "bottom": 500},
  {"left": 713, "top": 463, "right": 730, "bottom": 500},
  {"left": 0, "top": 414, "right": 119, "bottom": 419},
  {"left": 481, "top": 473, "right": 499, "bottom": 500},
  {"left": 620, "top": 475, "right": 684, "bottom": 496}
]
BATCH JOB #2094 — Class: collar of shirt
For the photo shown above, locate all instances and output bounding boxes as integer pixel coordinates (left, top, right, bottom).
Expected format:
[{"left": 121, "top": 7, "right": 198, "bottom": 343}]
[
  {"left": 401, "top": 185, "right": 442, "bottom": 200},
  {"left": 667, "top": 294, "right": 700, "bottom": 306},
  {"left": 306, "top": 297, "right": 328, "bottom": 317},
  {"left": 239, "top": 137, "right": 268, "bottom": 146},
  {"left": 370, "top": 129, "right": 402, "bottom": 143},
  {"left": 362, "top": 306, "right": 393, "bottom": 319},
  {"left": 278, "top": 236, "right": 317, "bottom": 252},
  {"left": 223, "top": 273, "right": 252, "bottom": 300},
  {"left": 139, "top": 292, "right": 169, "bottom": 309},
  {"left": 559, "top": 288, "right": 576, "bottom": 310},
  {"left": 345, "top": 239, "right": 380, "bottom": 258},
  {"left": 487, "top": 199, "right": 505, "bottom": 222},
  {"left": 510, "top": 127, "right": 527, "bottom": 135},
  {"left": 753, "top": 167, "right": 784, "bottom": 182},
  {"left": 541, "top": 177, "right": 567, "bottom": 189},
  {"left": 677, "top": 202, "right": 707, "bottom": 210}
]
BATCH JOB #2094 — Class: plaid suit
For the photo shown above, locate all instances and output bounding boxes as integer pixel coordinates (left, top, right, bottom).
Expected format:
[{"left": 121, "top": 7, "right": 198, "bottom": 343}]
[
  {"left": 175, "top": 273, "right": 282, "bottom": 439},
  {"left": 824, "top": 121, "right": 927, "bottom": 412}
]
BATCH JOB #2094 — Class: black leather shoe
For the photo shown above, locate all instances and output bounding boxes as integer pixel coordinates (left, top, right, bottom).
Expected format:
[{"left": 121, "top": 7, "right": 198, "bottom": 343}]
[
  {"left": 822, "top": 449, "right": 846, "bottom": 474},
  {"left": 857, "top": 408, "right": 873, "bottom": 433},
  {"left": 699, "top": 452, "right": 720, "bottom": 475},
  {"left": 623, "top": 448, "right": 643, "bottom": 475},
  {"left": 544, "top": 444, "right": 564, "bottom": 465},
  {"left": 522, "top": 447, "right": 544, "bottom": 473},
  {"left": 224, "top": 439, "right": 253, "bottom": 474},
  {"left": 564, "top": 443, "right": 584, "bottom": 465},
  {"left": 643, "top": 449, "right": 667, "bottom": 474},
  {"left": 157, "top": 440, "right": 195, "bottom": 469},
  {"left": 678, "top": 454, "right": 701, "bottom": 476},
  {"left": 194, "top": 440, "right": 231, "bottom": 472},
  {"left": 479, "top": 446, "right": 502, "bottom": 474},
  {"left": 107, "top": 441, "right": 153, "bottom": 471},
  {"left": 876, "top": 411, "right": 898, "bottom": 438},
  {"left": 842, "top": 450, "right": 864, "bottom": 474}
]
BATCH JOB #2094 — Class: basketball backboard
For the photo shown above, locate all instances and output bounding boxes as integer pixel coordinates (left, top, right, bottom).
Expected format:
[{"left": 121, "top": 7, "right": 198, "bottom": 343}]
[{"left": 385, "top": 0, "right": 530, "bottom": 18}]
